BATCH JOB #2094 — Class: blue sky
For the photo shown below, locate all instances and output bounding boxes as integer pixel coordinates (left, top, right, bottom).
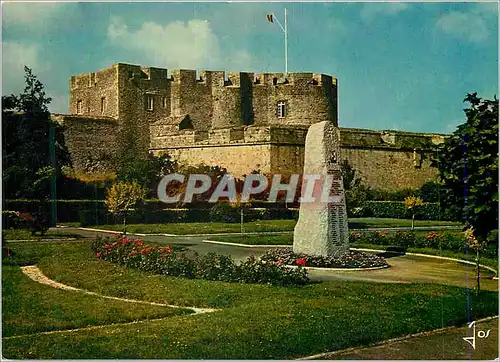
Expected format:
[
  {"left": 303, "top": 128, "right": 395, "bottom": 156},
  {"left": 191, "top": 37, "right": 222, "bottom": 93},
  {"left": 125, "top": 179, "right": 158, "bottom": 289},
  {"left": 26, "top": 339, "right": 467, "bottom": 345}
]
[{"left": 2, "top": 1, "right": 498, "bottom": 134}]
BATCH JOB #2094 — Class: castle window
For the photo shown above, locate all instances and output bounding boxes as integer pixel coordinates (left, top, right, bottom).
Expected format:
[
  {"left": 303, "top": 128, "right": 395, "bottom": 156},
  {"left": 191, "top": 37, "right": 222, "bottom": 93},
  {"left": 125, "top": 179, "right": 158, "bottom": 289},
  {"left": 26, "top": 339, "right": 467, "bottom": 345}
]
[
  {"left": 100, "top": 97, "right": 106, "bottom": 114},
  {"left": 77, "top": 100, "right": 83, "bottom": 114},
  {"left": 277, "top": 101, "right": 286, "bottom": 118},
  {"left": 162, "top": 97, "right": 167, "bottom": 108},
  {"left": 145, "top": 94, "right": 154, "bottom": 111}
]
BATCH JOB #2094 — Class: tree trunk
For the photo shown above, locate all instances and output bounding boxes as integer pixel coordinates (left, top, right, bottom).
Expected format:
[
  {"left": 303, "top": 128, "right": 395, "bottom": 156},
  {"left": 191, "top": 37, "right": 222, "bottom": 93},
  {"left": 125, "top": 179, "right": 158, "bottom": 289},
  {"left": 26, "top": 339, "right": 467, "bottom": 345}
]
[{"left": 411, "top": 213, "right": 415, "bottom": 231}]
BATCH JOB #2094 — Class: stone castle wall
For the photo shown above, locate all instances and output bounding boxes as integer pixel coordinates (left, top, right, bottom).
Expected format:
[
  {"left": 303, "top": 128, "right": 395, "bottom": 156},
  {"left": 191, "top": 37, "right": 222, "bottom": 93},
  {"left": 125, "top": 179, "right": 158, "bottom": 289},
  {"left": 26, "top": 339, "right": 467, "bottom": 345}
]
[
  {"left": 53, "top": 114, "right": 118, "bottom": 172},
  {"left": 64, "top": 63, "right": 445, "bottom": 191}
]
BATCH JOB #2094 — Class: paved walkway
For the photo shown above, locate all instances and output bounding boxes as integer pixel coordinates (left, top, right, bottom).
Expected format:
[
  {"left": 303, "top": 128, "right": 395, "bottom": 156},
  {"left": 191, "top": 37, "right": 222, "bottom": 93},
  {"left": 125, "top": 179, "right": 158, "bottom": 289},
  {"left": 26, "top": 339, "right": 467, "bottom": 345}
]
[
  {"left": 49, "top": 227, "right": 498, "bottom": 291},
  {"left": 306, "top": 317, "right": 499, "bottom": 360}
]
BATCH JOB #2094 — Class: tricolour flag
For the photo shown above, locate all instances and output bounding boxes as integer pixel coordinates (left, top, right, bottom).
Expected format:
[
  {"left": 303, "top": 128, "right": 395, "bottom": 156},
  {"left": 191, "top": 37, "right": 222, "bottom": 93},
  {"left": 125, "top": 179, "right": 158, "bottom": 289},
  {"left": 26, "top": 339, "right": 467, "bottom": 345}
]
[{"left": 266, "top": 14, "right": 273, "bottom": 23}]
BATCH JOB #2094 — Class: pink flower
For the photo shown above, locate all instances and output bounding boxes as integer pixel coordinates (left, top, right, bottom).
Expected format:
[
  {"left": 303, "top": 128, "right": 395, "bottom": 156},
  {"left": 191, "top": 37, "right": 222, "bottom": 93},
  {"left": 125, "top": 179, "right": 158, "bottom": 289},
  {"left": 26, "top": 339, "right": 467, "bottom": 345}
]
[{"left": 96, "top": 251, "right": 102, "bottom": 258}]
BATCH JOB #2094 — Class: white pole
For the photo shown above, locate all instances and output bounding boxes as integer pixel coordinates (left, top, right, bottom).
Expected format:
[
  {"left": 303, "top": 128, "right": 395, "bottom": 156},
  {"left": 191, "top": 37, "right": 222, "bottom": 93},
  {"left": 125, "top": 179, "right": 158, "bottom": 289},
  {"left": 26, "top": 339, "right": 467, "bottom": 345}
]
[{"left": 284, "top": 7, "right": 288, "bottom": 73}]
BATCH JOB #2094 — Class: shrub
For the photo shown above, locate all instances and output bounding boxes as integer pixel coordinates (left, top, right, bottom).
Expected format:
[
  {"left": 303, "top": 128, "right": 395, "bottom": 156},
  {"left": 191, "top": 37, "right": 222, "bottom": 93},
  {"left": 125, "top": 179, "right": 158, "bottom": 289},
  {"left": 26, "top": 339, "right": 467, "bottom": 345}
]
[
  {"left": 91, "top": 235, "right": 309, "bottom": 286},
  {"left": 349, "top": 230, "right": 497, "bottom": 258},
  {"left": 209, "top": 202, "right": 240, "bottom": 223},
  {"left": 195, "top": 253, "right": 237, "bottom": 282}
]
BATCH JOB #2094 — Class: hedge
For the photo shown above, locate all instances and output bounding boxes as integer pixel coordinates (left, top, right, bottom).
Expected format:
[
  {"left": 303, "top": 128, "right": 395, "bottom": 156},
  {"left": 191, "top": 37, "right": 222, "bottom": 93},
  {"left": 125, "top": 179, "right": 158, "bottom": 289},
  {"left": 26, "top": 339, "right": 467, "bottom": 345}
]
[
  {"left": 4, "top": 199, "right": 455, "bottom": 226},
  {"left": 353, "top": 201, "right": 455, "bottom": 221},
  {"left": 3, "top": 200, "right": 300, "bottom": 226}
]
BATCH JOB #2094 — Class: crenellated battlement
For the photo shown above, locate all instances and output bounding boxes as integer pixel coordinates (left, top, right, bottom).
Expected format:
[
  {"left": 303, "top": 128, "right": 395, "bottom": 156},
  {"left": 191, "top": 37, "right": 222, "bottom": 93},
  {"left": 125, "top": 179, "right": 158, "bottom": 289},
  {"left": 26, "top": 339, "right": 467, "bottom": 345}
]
[{"left": 70, "top": 63, "right": 337, "bottom": 90}]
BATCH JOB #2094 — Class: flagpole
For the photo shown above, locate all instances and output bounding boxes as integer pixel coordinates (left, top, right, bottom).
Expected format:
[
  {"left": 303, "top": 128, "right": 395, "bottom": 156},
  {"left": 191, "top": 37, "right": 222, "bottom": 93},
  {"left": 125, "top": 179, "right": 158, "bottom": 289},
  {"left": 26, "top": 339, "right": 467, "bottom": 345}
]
[
  {"left": 268, "top": 9, "right": 288, "bottom": 74},
  {"left": 284, "top": 7, "right": 288, "bottom": 73}
]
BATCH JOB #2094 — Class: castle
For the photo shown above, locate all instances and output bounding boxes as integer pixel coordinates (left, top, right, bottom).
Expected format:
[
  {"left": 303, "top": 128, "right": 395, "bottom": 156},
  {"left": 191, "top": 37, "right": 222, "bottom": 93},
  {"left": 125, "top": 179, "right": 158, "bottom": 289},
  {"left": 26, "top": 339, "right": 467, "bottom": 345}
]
[{"left": 53, "top": 63, "right": 446, "bottom": 191}]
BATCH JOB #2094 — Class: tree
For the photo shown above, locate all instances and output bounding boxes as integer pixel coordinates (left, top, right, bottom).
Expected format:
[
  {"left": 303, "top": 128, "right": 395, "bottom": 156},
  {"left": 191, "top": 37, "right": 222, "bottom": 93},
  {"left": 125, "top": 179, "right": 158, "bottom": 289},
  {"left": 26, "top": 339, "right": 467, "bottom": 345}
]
[
  {"left": 341, "top": 159, "right": 368, "bottom": 215},
  {"left": 2, "top": 67, "right": 70, "bottom": 200},
  {"left": 404, "top": 195, "right": 424, "bottom": 230},
  {"left": 105, "top": 180, "right": 147, "bottom": 233},
  {"left": 432, "top": 93, "right": 498, "bottom": 244},
  {"left": 116, "top": 151, "right": 178, "bottom": 196}
]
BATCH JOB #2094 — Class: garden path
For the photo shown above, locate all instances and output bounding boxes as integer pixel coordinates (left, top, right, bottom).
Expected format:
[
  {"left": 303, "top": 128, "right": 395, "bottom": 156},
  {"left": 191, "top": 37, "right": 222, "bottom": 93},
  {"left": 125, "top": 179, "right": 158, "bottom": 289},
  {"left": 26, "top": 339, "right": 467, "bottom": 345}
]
[{"left": 52, "top": 227, "right": 498, "bottom": 291}]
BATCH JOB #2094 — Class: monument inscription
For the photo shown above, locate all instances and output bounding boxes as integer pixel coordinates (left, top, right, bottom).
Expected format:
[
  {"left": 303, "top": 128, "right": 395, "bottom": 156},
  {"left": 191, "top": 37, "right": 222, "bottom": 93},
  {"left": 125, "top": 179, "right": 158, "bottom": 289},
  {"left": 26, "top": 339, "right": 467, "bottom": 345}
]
[{"left": 293, "top": 121, "right": 349, "bottom": 257}]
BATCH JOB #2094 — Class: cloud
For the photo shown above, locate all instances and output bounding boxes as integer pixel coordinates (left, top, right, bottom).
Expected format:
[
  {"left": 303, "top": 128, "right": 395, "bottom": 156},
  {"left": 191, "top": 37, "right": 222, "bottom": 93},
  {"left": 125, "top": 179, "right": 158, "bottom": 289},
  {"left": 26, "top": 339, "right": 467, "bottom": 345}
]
[
  {"left": 2, "top": 2, "right": 65, "bottom": 27},
  {"left": 436, "top": 11, "right": 489, "bottom": 43},
  {"left": 360, "top": 3, "right": 409, "bottom": 23},
  {"left": 108, "top": 16, "right": 253, "bottom": 71},
  {"left": 2, "top": 41, "right": 51, "bottom": 96}
]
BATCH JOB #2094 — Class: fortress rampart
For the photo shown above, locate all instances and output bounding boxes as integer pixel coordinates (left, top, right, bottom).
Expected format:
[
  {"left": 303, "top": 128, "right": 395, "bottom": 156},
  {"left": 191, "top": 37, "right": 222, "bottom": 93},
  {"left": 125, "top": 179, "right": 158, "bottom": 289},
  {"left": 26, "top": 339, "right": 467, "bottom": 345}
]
[{"left": 59, "top": 63, "right": 445, "bottom": 191}]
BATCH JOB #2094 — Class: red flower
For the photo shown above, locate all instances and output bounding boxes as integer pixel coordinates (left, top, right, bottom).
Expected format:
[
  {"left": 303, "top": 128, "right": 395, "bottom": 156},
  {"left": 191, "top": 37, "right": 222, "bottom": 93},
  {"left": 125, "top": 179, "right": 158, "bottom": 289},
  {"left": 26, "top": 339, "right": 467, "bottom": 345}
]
[
  {"left": 128, "top": 250, "right": 138, "bottom": 257},
  {"left": 136, "top": 240, "right": 144, "bottom": 247},
  {"left": 104, "top": 244, "right": 113, "bottom": 249},
  {"left": 19, "top": 212, "right": 34, "bottom": 221},
  {"left": 96, "top": 251, "right": 102, "bottom": 258},
  {"left": 140, "top": 247, "right": 154, "bottom": 255},
  {"left": 296, "top": 258, "right": 307, "bottom": 267}
]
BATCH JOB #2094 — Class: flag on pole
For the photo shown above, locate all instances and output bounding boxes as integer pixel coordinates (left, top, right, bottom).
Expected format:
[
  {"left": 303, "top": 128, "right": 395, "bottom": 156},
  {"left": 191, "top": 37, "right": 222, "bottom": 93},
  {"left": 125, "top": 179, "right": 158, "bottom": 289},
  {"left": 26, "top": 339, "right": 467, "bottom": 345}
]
[{"left": 266, "top": 14, "right": 273, "bottom": 23}]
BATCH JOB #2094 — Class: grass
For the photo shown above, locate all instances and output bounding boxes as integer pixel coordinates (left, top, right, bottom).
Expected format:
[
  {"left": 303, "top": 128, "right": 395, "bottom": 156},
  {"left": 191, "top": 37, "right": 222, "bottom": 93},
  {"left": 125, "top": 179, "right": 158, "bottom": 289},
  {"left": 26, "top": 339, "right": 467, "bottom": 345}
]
[
  {"left": 3, "top": 229, "right": 83, "bottom": 241},
  {"left": 2, "top": 241, "right": 498, "bottom": 359},
  {"left": 86, "top": 218, "right": 462, "bottom": 235},
  {"left": 2, "top": 266, "right": 191, "bottom": 338}
]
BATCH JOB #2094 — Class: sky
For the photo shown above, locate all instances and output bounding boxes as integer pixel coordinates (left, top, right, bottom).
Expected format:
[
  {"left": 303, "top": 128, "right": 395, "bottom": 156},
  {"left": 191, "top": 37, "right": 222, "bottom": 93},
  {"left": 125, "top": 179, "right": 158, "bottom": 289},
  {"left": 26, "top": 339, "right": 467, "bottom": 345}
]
[{"left": 2, "top": 1, "right": 498, "bottom": 134}]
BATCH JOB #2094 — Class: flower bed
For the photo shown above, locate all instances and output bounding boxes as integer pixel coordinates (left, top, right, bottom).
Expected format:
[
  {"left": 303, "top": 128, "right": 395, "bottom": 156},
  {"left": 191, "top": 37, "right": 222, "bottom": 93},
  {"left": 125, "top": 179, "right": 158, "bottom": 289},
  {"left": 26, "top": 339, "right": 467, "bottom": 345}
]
[
  {"left": 90, "top": 235, "right": 309, "bottom": 286},
  {"left": 260, "top": 248, "right": 388, "bottom": 269},
  {"left": 349, "top": 230, "right": 498, "bottom": 259}
]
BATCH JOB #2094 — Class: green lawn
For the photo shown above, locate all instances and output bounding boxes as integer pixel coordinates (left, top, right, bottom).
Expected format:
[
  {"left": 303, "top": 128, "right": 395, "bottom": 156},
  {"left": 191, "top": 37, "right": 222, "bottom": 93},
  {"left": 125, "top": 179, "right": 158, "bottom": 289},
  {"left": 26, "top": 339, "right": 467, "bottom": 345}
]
[
  {"left": 2, "top": 241, "right": 498, "bottom": 359},
  {"left": 2, "top": 266, "right": 191, "bottom": 338},
  {"left": 86, "top": 218, "right": 462, "bottom": 235}
]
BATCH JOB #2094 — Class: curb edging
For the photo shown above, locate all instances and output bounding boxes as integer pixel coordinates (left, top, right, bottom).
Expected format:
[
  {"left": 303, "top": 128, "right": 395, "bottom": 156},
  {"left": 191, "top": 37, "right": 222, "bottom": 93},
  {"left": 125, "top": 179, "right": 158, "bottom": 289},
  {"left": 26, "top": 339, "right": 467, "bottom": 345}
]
[{"left": 298, "top": 315, "right": 499, "bottom": 360}]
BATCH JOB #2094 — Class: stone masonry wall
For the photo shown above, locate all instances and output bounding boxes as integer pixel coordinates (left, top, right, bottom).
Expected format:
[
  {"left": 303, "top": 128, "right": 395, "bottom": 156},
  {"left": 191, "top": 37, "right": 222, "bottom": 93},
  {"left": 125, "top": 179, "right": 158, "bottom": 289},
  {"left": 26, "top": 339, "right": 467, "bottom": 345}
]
[
  {"left": 70, "top": 65, "right": 118, "bottom": 118},
  {"left": 155, "top": 144, "right": 272, "bottom": 176},
  {"left": 53, "top": 114, "right": 118, "bottom": 172},
  {"left": 340, "top": 147, "right": 438, "bottom": 190}
]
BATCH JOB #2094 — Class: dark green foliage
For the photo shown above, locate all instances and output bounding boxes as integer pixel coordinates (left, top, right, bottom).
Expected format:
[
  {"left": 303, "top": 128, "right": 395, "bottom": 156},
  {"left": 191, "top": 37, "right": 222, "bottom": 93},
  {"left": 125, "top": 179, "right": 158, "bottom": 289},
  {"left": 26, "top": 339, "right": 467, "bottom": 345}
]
[
  {"left": 432, "top": 93, "right": 498, "bottom": 242},
  {"left": 2, "top": 67, "right": 70, "bottom": 200},
  {"left": 418, "top": 181, "right": 441, "bottom": 202},
  {"left": 209, "top": 202, "right": 241, "bottom": 223},
  {"left": 349, "top": 230, "right": 497, "bottom": 259},
  {"left": 340, "top": 159, "right": 369, "bottom": 215},
  {"left": 117, "top": 152, "right": 178, "bottom": 196},
  {"left": 353, "top": 201, "right": 449, "bottom": 220}
]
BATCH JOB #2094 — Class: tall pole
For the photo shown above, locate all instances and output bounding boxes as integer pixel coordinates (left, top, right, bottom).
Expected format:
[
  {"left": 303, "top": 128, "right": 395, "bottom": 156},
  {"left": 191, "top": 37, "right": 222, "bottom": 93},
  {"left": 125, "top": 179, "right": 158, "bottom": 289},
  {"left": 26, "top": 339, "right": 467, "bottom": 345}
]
[
  {"left": 269, "top": 8, "right": 288, "bottom": 73},
  {"left": 49, "top": 120, "right": 57, "bottom": 227},
  {"left": 284, "top": 7, "right": 288, "bottom": 73}
]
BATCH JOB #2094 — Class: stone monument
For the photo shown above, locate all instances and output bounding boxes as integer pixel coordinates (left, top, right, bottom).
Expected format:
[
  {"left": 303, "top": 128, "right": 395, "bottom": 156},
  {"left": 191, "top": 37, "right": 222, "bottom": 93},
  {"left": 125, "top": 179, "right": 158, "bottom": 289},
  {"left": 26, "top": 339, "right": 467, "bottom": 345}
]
[{"left": 293, "top": 121, "right": 349, "bottom": 257}]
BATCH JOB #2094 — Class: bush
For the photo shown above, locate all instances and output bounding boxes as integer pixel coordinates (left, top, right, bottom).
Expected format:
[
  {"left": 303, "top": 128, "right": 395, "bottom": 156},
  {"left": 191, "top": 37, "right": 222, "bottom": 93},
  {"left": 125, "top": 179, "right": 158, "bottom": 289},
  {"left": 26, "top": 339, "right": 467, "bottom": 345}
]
[
  {"left": 359, "top": 201, "right": 450, "bottom": 220},
  {"left": 349, "top": 230, "right": 497, "bottom": 258},
  {"left": 91, "top": 235, "right": 309, "bottom": 286},
  {"left": 209, "top": 202, "right": 240, "bottom": 223},
  {"left": 418, "top": 181, "right": 441, "bottom": 202}
]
